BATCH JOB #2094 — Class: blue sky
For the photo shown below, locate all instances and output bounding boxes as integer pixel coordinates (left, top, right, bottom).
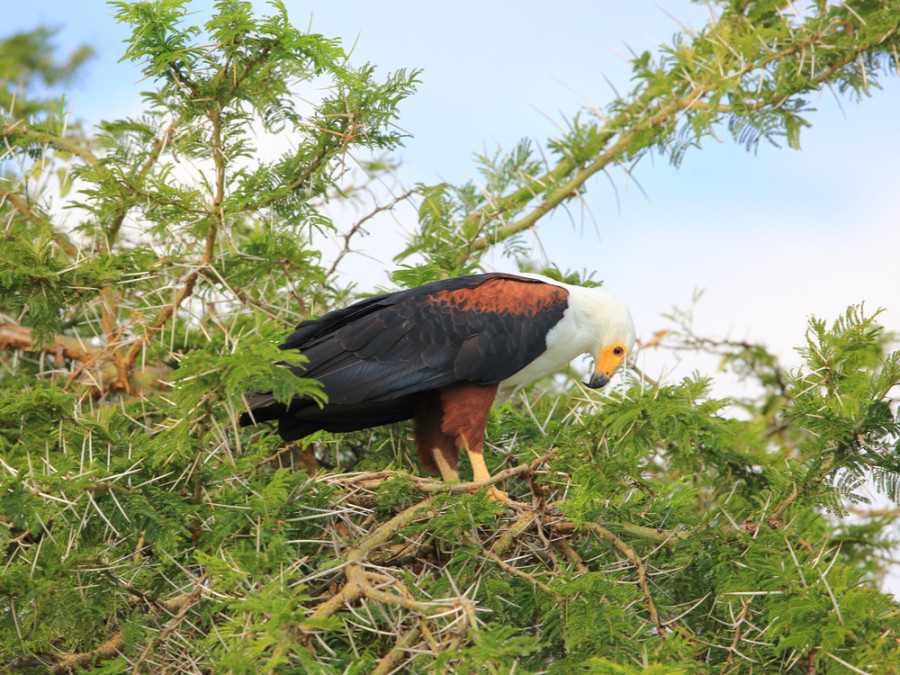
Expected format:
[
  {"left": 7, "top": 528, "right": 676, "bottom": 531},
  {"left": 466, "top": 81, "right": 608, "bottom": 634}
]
[{"left": 9, "top": 0, "right": 899, "bottom": 371}]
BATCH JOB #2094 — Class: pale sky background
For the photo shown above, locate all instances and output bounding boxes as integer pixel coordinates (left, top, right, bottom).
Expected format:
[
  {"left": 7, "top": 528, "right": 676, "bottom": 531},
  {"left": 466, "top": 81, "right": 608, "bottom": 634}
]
[
  {"left": 10, "top": 0, "right": 898, "bottom": 364},
  {"left": 8, "top": 0, "right": 900, "bottom": 584}
]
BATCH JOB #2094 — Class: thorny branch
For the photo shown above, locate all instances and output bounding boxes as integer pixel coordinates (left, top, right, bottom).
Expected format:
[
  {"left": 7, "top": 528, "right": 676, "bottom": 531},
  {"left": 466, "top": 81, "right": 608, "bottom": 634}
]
[
  {"left": 6, "top": 439, "right": 882, "bottom": 673},
  {"left": 1, "top": 123, "right": 100, "bottom": 167},
  {"left": 4, "top": 3, "right": 898, "bottom": 672},
  {"left": 583, "top": 521, "right": 667, "bottom": 636},
  {"left": 11, "top": 456, "right": 675, "bottom": 672},
  {"left": 103, "top": 119, "right": 179, "bottom": 248},
  {"left": 719, "top": 598, "right": 754, "bottom": 675},
  {"left": 37, "top": 589, "right": 203, "bottom": 674},
  {"left": 448, "top": 15, "right": 900, "bottom": 264},
  {"left": 0, "top": 322, "right": 171, "bottom": 393},
  {"left": 119, "top": 130, "right": 222, "bottom": 375}
]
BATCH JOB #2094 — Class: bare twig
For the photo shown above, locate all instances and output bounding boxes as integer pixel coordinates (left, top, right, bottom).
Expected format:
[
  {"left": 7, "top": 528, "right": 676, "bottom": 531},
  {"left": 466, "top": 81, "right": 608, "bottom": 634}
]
[{"left": 326, "top": 187, "right": 418, "bottom": 277}]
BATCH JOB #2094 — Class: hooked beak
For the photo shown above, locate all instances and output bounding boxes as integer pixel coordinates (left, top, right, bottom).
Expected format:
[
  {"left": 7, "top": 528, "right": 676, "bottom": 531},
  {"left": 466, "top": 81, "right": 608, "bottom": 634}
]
[
  {"left": 585, "top": 341, "right": 629, "bottom": 390},
  {"left": 585, "top": 372, "right": 610, "bottom": 389}
]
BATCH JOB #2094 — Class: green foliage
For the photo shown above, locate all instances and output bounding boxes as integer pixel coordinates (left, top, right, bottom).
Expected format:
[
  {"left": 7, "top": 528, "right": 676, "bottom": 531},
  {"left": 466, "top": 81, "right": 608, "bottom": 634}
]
[
  {"left": 373, "top": 475, "right": 419, "bottom": 515},
  {"left": 2, "top": 1, "right": 900, "bottom": 673},
  {"left": 0, "top": 233, "right": 70, "bottom": 344}
]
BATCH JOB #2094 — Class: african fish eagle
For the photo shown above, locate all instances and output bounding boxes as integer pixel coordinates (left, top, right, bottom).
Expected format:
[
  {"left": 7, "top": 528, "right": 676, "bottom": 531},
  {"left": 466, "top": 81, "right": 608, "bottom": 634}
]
[{"left": 240, "top": 272, "right": 635, "bottom": 503}]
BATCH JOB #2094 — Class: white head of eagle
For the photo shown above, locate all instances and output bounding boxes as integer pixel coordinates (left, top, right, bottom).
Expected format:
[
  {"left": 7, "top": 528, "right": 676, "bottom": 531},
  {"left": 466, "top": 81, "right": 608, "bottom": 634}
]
[{"left": 241, "top": 272, "right": 635, "bottom": 503}]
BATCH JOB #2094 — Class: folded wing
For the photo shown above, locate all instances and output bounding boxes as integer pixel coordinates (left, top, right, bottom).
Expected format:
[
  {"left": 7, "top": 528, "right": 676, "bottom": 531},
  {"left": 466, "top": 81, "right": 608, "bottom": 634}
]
[{"left": 241, "top": 273, "right": 569, "bottom": 440}]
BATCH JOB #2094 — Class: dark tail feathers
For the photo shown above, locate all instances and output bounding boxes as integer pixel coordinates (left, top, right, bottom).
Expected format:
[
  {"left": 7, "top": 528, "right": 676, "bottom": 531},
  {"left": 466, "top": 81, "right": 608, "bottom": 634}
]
[
  {"left": 239, "top": 392, "right": 421, "bottom": 443},
  {"left": 239, "top": 392, "right": 285, "bottom": 425}
]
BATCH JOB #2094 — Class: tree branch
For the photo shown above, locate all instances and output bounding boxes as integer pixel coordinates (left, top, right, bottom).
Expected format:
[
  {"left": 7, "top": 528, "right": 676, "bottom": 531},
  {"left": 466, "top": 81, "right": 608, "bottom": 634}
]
[
  {"left": 1, "top": 123, "right": 100, "bottom": 166},
  {"left": 450, "top": 13, "right": 900, "bottom": 262},
  {"left": 0, "top": 186, "right": 79, "bottom": 258},
  {"left": 104, "top": 119, "right": 179, "bottom": 247},
  {"left": 326, "top": 187, "right": 418, "bottom": 277},
  {"left": 0, "top": 322, "right": 171, "bottom": 394},
  {"left": 582, "top": 522, "right": 667, "bottom": 636}
]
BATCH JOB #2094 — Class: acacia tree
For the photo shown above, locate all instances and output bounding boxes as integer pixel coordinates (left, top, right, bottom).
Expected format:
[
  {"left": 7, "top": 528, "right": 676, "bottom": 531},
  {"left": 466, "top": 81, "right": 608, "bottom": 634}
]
[{"left": 2, "top": 1, "right": 900, "bottom": 672}]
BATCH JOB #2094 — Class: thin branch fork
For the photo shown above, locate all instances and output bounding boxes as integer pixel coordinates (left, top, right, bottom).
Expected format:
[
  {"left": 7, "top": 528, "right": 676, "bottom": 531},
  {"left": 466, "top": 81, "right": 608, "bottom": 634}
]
[
  {"left": 474, "top": 536, "right": 564, "bottom": 601},
  {"left": 325, "top": 187, "right": 419, "bottom": 277},
  {"left": 719, "top": 597, "right": 754, "bottom": 675},
  {"left": 577, "top": 521, "right": 667, "bottom": 636},
  {"left": 121, "top": 239, "right": 211, "bottom": 374},
  {"left": 104, "top": 119, "right": 180, "bottom": 248},
  {"left": 118, "top": 106, "right": 222, "bottom": 379},
  {"left": 299, "top": 497, "right": 437, "bottom": 631}
]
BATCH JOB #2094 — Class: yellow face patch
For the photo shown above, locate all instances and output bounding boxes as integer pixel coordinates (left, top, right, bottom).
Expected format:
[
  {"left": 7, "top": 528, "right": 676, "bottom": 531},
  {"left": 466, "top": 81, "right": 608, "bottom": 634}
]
[{"left": 593, "top": 341, "right": 629, "bottom": 378}]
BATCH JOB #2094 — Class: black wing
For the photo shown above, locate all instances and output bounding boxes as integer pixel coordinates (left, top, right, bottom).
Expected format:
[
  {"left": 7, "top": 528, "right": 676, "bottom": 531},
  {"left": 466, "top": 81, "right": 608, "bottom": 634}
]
[
  {"left": 280, "top": 273, "right": 569, "bottom": 404},
  {"left": 239, "top": 273, "right": 569, "bottom": 439}
]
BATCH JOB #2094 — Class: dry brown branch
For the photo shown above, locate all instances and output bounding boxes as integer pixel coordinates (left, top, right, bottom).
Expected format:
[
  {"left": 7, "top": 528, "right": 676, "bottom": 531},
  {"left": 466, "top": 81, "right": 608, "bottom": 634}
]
[
  {"left": 552, "top": 537, "right": 588, "bottom": 574},
  {"left": 347, "top": 563, "right": 442, "bottom": 613},
  {"left": 369, "top": 534, "right": 434, "bottom": 566},
  {"left": 121, "top": 262, "right": 204, "bottom": 374},
  {"left": 300, "top": 497, "right": 436, "bottom": 630},
  {"left": 47, "top": 589, "right": 201, "bottom": 673},
  {"left": 131, "top": 585, "right": 205, "bottom": 671},
  {"left": 1, "top": 323, "right": 93, "bottom": 362},
  {"left": 98, "top": 286, "right": 132, "bottom": 393},
  {"left": 357, "top": 498, "right": 435, "bottom": 552},
  {"left": 50, "top": 632, "right": 124, "bottom": 674},
  {"left": 491, "top": 510, "right": 538, "bottom": 557},
  {"left": 0, "top": 323, "right": 171, "bottom": 394},
  {"left": 62, "top": 312, "right": 139, "bottom": 392},
  {"left": 371, "top": 625, "right": 420, "bottom": 675},
  {"left": 551, "top": 513, "right": 689, "bottom": 544},
  {"left": 325, "top": 187, "right": 418, "bottom": 277}
]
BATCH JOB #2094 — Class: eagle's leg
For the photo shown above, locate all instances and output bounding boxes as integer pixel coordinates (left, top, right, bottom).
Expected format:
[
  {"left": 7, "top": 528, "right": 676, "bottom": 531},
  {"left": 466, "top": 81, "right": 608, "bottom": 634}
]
[
  {"left": 414, "top": 391, "right": 459, "bottom": 481},
  {"left": 463, "top": 443, "right": 519, "bottom": 503},
  {"left": 431, "top": 444, "right": 460, "bottom": 483},
  {"left": 438, "top": 383, "right": 525, "bottom": 506}
]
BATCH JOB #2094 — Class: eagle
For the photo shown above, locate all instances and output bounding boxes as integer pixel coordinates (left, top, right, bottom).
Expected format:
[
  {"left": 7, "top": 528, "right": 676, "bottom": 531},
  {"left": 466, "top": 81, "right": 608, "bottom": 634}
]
[{"left": 240, "top": 273, "right": 635, "bottom": 503}]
